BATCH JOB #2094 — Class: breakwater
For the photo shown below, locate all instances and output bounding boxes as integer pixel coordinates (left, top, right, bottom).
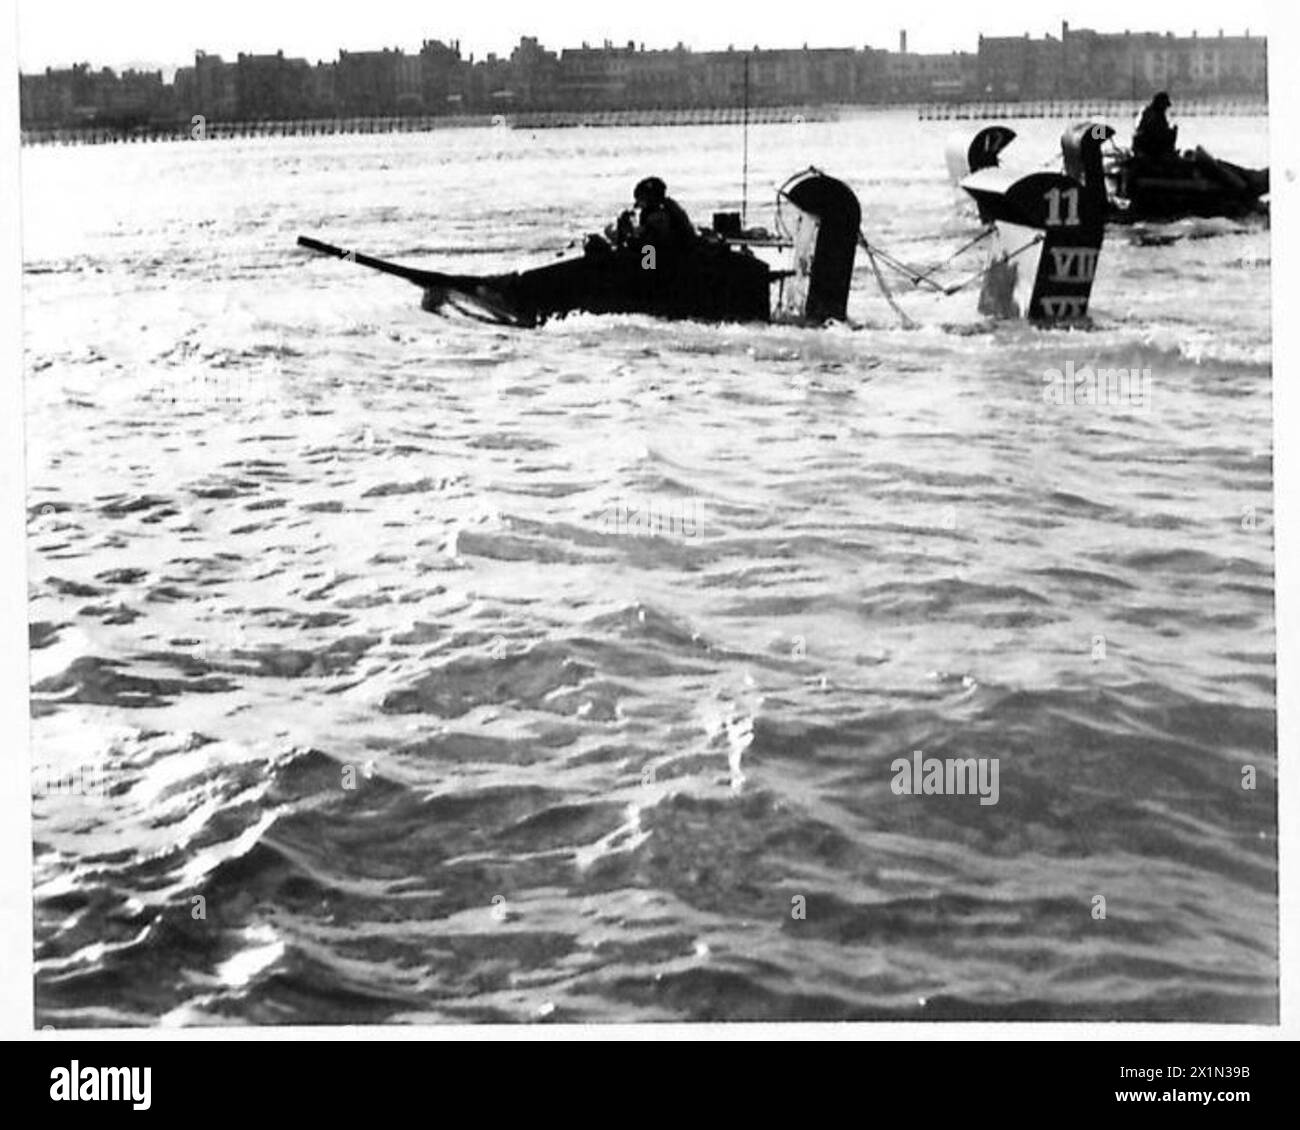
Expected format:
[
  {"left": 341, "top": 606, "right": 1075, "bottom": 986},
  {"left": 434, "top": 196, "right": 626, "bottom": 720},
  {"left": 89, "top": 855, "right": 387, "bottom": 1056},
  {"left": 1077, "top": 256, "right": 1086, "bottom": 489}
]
[
  {"left": 916, "top": 97, "right": 1268, "bottom": 121},
  {"left": 21, "top": 104, "right": 838, "bottom": 146}
]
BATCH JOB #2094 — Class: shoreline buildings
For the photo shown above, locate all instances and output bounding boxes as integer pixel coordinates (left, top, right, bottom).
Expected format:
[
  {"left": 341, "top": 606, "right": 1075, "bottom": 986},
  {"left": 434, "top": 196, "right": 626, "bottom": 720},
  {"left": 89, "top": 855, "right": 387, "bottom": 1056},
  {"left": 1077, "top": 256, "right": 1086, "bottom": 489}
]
[{"left": 19, "top": 26, "right": 1268, "bottom": 129}]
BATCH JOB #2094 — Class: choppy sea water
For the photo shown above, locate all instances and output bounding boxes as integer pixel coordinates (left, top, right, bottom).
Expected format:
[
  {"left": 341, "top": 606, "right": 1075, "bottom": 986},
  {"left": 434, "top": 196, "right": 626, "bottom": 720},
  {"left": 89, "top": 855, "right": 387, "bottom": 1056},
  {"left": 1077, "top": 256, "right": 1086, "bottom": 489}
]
[{"left": 23, "top": 110, "right": 1276, "bottom": 1024}]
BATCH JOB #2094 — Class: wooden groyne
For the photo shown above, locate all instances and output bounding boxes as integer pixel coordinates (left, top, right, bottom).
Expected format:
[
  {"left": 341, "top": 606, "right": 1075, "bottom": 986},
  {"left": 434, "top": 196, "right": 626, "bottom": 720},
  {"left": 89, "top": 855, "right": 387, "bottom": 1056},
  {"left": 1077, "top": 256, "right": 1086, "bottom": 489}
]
[
  {"left": 21, "top": 114, "right": 493, "bottom": 146},
  {"left": 20, "top": 104, "right": 839, "bottom": 146},
  {"left": 24, "top": 97, "right": 1267, "bottom": 146},
  {"left": 916, "top": 97, "right": 1267, "bottom": 121},
  {"left": 508, "top": 106, "right": 836, "bottom": 129}
]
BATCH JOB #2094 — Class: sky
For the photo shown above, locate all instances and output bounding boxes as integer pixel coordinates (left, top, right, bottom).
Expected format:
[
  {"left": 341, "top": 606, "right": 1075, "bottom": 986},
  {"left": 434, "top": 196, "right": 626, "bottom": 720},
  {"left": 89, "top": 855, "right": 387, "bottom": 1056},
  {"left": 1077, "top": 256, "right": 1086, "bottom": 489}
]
[{"left": 14, "top": 0, "right": 1275, "bottom": 74}]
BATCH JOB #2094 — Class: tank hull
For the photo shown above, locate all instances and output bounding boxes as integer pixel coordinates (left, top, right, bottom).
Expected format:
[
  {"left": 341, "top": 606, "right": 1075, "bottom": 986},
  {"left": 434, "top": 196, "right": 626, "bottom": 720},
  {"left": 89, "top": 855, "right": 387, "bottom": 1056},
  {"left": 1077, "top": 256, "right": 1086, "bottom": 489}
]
[
  {"left": 1109, "top": 151, "right": 1269, "bottom": 222},
  {"left": 422, "top": 242, "right": 773, "bottom": 327}
]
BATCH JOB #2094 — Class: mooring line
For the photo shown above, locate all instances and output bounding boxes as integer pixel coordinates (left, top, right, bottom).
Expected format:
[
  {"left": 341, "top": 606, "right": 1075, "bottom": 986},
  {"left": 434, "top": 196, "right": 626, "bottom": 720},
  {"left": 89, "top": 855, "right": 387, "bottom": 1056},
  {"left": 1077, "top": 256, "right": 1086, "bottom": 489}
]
[
  {"left": 857, "top": 226, "right": 994, "bottom": 294},
  {"left": 940, "top": 233, "right": 1045, "bottom": 295},
  {"left": 855, "top": 226, "right": 1044, "bottom": 324}
]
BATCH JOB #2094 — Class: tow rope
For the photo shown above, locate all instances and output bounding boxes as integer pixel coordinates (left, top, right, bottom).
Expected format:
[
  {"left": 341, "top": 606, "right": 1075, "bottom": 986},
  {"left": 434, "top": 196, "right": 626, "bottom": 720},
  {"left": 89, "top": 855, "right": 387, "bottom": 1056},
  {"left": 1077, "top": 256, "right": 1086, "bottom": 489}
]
[
  {"left": 857, "top": 226, "right": 1045, "bottom": 326},
  {"left": 859, "top": 237, "right": 917, "bottom": 329}
]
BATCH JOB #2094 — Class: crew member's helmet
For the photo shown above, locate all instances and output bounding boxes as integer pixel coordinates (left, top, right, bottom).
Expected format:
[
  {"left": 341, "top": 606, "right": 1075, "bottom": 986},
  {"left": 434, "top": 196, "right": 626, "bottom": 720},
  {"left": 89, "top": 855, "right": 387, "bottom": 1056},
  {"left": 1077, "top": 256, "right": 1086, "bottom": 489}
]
[{"left": 634, "top": 176, "right": 667, "bottom": 204}]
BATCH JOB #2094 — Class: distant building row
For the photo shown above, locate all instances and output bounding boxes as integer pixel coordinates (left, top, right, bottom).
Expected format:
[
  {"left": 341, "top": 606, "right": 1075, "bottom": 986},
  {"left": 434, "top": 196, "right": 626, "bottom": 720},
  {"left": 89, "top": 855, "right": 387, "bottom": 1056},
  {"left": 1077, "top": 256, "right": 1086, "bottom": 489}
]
[{"left": 19, "top": 26, "right": 1268, "bottom": 128}]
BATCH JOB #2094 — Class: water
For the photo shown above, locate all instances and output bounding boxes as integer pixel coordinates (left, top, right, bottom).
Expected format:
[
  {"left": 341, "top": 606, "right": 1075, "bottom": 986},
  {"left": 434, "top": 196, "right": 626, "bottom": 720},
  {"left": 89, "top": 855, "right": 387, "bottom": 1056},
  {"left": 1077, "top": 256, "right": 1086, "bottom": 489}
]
[{"left": 24, "top": 110, "right": 1276, "bottom": 1024}]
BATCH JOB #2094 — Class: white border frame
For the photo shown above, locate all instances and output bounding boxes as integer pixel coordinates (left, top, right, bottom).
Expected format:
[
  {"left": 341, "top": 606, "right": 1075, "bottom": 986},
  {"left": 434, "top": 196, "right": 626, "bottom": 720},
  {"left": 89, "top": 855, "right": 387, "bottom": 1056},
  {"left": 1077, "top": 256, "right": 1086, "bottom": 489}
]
[{"left": 1, "top": 0, "right": 1293, "bottom": 1042}]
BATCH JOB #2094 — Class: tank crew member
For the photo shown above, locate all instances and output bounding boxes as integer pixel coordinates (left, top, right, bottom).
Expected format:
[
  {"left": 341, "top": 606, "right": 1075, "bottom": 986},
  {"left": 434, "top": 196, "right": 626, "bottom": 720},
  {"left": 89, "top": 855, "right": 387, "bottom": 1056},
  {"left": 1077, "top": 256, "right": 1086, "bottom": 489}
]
[
  {"left": 1133, "top": 92, "right": 1178, "bottom": 161},
  {"left": 629, "top": 176, "right": 697, "bottom": 254},
  {"left": 591, "top": 177, "right": 698, "bottom": 261}
]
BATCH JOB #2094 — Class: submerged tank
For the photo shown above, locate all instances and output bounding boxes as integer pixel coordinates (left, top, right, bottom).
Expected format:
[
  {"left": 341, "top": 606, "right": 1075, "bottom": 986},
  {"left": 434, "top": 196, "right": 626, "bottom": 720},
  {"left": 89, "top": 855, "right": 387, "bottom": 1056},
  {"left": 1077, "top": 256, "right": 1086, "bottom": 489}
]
[
  {"left": 1063, "top": 120, "right": 1269, "bottom": 222},
  {"left": 1108, "top": 149, "right": 1269, "bottom": 221},
  {"left": 947, "top": 121, "right": 1269, "bottom": 224},
  {"left": 298, "top": 170, "right": 863, "bottom": 328},
  {"left": 420, "top": 236, "right": 773, "bottom": 326}
]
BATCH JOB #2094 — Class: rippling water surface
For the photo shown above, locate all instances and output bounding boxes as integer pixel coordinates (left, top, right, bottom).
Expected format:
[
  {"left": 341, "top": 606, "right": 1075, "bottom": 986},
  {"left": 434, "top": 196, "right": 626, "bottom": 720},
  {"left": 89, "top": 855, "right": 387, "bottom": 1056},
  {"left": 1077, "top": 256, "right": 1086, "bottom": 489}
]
[{"left": 23, "top": 111, "right": 1276, "bottom": 1024}]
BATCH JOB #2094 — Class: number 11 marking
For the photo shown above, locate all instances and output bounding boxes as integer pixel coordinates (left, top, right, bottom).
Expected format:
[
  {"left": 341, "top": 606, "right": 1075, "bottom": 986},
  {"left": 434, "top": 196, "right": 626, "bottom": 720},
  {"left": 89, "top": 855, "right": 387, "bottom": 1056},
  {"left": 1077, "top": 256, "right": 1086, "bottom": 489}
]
[{"left": 1044, "top": 186, "right": 1080, "bottom": 227}]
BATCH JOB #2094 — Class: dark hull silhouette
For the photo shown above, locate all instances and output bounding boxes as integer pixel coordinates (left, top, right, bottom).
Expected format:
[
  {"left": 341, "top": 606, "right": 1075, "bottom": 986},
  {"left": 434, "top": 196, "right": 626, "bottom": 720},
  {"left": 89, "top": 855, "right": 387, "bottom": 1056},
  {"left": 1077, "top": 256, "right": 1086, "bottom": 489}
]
[
  {"left": 299, "top": 170, "right": 866, "bottom": 328},
  {"left": 952, "top": 123, "right": 1271, "bottom": 227},
  {"left": 420, "top": 241, "right": 773, "bottom": 327},
  {"left": 1109, "top": 148, "right": 1269, "bottom": 222}
]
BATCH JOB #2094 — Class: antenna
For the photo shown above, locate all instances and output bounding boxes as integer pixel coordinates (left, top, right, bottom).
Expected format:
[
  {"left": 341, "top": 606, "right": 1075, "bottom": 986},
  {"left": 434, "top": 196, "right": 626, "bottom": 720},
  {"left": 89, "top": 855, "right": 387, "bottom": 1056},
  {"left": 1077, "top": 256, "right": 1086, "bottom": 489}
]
[{"left": 742, "top": 53, "right": 750, "bottom": 225}]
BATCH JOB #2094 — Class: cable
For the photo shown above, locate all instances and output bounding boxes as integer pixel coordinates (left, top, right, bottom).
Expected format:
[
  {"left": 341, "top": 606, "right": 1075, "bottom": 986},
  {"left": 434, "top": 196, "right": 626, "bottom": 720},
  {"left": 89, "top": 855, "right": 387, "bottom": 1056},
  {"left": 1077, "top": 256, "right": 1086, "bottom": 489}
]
[
  {"left": 940, "top": 233, "right": 1045, "bottom": 295},
  {"left": 907, "top": 226, "right": 995, "bottom": 287},
  {"left": 857, "top": 226, "right": 993, "bottom": 294},
  {"left": 854, "top": 226, "right": 1046, "bottom": 324},
  {"left": 862, "top": 240, "right": 917, "bottom": 329},
  {"left": 862, "top": 240, "right": 949, "bottom": 292}
]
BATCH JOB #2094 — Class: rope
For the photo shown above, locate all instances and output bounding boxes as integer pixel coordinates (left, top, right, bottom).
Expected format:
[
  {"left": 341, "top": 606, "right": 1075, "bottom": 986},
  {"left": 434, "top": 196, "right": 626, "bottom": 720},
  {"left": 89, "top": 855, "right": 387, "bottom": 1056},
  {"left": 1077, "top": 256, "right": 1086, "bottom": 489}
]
[
  {"left": 939, "top": 233, "right": 1046, "bottom": 295},
  {"left": 875, "top": 249, "right": 949, "bottom": 292},
  {"left": 854, "top": 226, "right": 1046, "bottom": 323},
  {"left": 910, "top": 225, "right": 995, "bottom": 286},
  {"left": 857, "top": 226, "right": 994, "bottom": 293},
  {"left": 862, "top": 240, "right": 917, "bottom": 329},
  {"left": 773, "top": 165, "right": 822, "bottom": 242},
  {"left": 858, "top": 236, "right": 947, "bottom": 292}
]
